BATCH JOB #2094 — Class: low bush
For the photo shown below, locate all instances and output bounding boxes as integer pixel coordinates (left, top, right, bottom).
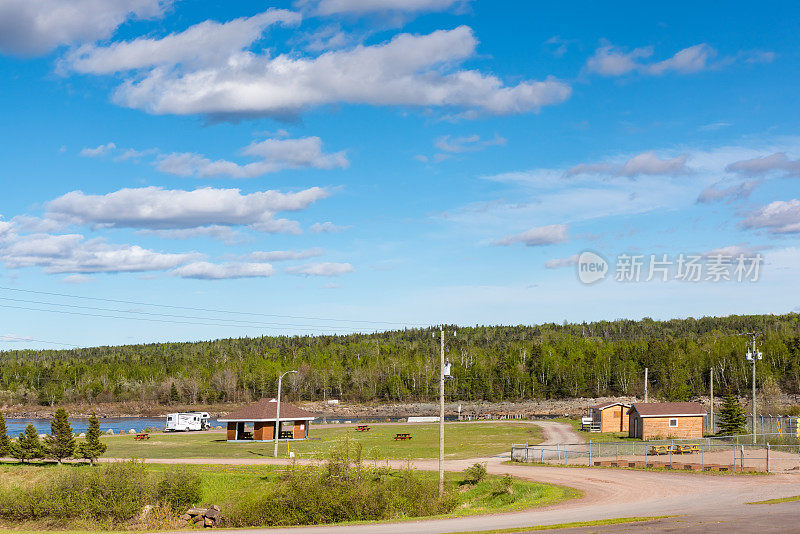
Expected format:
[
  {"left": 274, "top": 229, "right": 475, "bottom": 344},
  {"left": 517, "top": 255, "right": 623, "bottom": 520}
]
[
  {"left": 156, "top": 468, "right": 202, "bottom": 510},
  {"left": 0, "top": 461, "right": 200, "bottom": 527},
  {"left": 224, "top": 439, "right": 457, "bottom": 527},
  {"left": 462, "top": 462, "right": 487, "bottom": 485}
]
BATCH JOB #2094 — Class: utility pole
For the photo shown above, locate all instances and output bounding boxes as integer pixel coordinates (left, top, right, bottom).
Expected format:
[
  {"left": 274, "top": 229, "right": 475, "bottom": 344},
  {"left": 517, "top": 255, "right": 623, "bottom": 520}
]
[
  {"left": 741, "top": 332, "right": 762, "bottom": 445},
  {"left": 274, "top": 370, "right": 298, "bottom": 458},
  {"left": 644, "top": 367, "right": 648, "bottom": 403},
  {"left": 439, "top": 324, "right": 445, "bottom": 496},
  {"left": 709, "top": 368, "right": 714, "bottom": 435}
]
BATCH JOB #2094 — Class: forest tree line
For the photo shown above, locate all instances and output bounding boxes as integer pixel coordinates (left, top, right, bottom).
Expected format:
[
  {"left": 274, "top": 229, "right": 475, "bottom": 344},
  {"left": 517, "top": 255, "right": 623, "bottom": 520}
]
[{"left": 1, "top": 313, "right": 799, "bottom": 406}]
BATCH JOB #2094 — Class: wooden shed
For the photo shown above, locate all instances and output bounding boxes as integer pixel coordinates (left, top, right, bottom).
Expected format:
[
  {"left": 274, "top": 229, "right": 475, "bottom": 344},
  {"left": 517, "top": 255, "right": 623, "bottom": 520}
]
[
  {"left": 218, "top": 398, "right": 317, "bottom": 442},
  {"left": 628, "top": 402, "right": 705, "bottom": 440},
  {"left": 590, "top": 401, "right": 631, "bottom": 433}
]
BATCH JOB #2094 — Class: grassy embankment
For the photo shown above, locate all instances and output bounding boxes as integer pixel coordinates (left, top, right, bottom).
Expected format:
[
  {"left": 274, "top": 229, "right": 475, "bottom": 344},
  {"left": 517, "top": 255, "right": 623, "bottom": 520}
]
[
  {"left": 0, "top": 461, "right": 579, "bottom": 531},
  {"left": 102, "top": 421, "right": 542, "bottom": 460}
]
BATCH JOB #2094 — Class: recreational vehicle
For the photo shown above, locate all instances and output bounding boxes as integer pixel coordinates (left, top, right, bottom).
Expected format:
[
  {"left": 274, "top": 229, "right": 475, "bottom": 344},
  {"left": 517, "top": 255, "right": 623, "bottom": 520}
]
[{"left": 164, "top": 412, "right": 210, "bottom": 432}]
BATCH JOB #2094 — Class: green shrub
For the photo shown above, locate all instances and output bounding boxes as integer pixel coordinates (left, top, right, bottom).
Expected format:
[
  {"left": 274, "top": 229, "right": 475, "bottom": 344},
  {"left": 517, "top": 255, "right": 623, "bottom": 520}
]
[
  {"left": 156, "top": 469, "right": 201, "bottom": 510},
  {"left": 224, "top": 440, "right": 457, "bottom": 527},
  {"left": 490, "top": 474, "right": 513, "bottom": 497},
  {"left": 462, "top": 463, "right": 487, "bottom": 485}
]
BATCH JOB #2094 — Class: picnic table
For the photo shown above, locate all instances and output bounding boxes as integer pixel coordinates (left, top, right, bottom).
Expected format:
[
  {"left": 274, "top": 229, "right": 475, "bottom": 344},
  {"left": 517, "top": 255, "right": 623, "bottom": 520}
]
[
  {"left": 279, "top": 430, "right": 294, "bottom": 439},
  {"left": 355, "top": 425, "right": 371, "bottom": 432},
  {"left": 648, "top": 445, "right": 669, "bottom": 455},
  {"left": 649, "top": 444, "right": 700, "bottom": 455},
  {"left": 394, "top": 433, "right": 412, "bottom": 441},
  {"left": 134, "top": 433, "right": 150, "bottom": 440}
]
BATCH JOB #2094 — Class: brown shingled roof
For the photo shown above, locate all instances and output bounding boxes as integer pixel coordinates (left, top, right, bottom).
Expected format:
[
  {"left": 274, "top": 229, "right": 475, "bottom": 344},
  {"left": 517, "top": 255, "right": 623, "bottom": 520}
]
[
  {"left": 631, "top": 402, "right": 705, "bottom": 417},
  {"left": 218, "top": 399, "right": 318, "bottom": 422}
]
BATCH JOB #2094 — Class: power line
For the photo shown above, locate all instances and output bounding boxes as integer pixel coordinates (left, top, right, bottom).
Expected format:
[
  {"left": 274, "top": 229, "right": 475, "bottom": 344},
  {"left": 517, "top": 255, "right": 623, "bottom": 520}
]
[
  {"left": 0, "top": 286, "right": 422, "bottom": 328},
  {"left": 0, "top": 336, "right": 82, "bottom": 348},
  {"left": 0, "top": 303, "right": 379, "bottom": 333},
  {"left": 0, "top": 296, "right": 376, "bottom": 331}
]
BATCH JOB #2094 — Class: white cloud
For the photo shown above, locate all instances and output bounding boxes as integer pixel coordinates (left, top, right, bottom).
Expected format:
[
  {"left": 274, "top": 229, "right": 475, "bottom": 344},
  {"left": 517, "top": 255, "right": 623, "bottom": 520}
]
[
  {"left": 493, "top": 224, "right": 568, "bottom": 247},
  {"left": 741, "top": 199, "right": 800, "bottom": 234},
  {"left": 286, "top": 262, "right": 354, "bottom": 276},
  {"left": 697, "top": 180, "right": 758, "bottom": 203},
  {"left": 701, "top": 244, "right": 770, "bottom": 259},
  {"left": 155, "top": 137, "right": 348, "bottom": 178},
  {"left": 46, "top": 186, "right": 329, "bottom": 232},
  {"left": 61, "top": 274, "right": 93, "bottom": 284},
  {"left": 0, "top": 233, "right": 198, "bottom": 274},
  {"left": 618, "top": 152, "right": 688, "bottom": 177},
  {"left": 0, "top": 0, "right": 172, "bottom": 56},
  {"left": 298, "top": 0, "right": 468, "bottom": 16},
  {"left": 434, "top": 133, "right": 505, "bottom": 153},
  {"left": 726, "top": 152, "right": 800, "bottom": 177},
  {"left": 108, "top": 25, "right": 570, "bottom": 118},
  {"left": 172, "top": 261, "right": 275, "bottom": 280},
  {"left": 544, "top": 254, "right": 579, "bottom": 269},
  {"left": 566, "top": 151, "right": 688, "bottom": 177},
  {"left": 62, "top": 9, "right": 300, "bottom": 74},
  {"left": 585, "top": 42, "right": 716, "bottom": 77},
  {"left": 310, "top": 221, "right": 349, "bottom": 233},
  {"left": 249, "top": 248, "right": 323, "bottom": 261},
  {"left": 80, "top": 142, "right": 117, "bottom": 158},
  {"left": 136, "top": 226, "right": 244, "bottom": 244}
]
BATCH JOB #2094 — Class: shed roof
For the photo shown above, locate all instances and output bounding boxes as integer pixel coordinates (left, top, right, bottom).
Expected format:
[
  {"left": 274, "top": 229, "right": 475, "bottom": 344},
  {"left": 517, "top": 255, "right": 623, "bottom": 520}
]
[
  {"left": 218, "top": 399, "right": 318, "bottom": 422},
  {"left": 591, "top": 401, "right": 631, "bottom": 411},
  {"left": 630, "top": 402, "right": 705, "bottom": 417}
]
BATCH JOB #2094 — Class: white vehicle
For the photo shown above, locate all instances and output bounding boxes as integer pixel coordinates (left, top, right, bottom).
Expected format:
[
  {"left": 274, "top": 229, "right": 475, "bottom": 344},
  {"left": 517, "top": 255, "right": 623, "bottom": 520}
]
[{"left": 164, "top": 412, "right": 210, "bottom": 432}]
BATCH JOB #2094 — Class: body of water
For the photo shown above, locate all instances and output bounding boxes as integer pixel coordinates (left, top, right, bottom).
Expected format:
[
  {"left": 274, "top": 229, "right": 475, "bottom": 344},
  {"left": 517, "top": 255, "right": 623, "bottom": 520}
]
[{"left": 6, "top": 417, "right": 224, "bottom": 436}]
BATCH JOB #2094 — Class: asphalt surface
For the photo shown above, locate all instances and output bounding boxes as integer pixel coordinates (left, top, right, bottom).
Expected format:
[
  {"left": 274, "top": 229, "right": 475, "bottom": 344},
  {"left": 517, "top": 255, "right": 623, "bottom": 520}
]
[{"left": 141, "top": 421, "right": 800, "bottom": 534}]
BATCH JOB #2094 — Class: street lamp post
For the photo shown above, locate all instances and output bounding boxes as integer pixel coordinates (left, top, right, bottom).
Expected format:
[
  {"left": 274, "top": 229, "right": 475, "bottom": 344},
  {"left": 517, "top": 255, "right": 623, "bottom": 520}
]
[
  {"left": 274, "top": 370, "right": 298, "bottom": 458},
  {"left": 746, "top": 337, "right": 762, "bottom": 445}
]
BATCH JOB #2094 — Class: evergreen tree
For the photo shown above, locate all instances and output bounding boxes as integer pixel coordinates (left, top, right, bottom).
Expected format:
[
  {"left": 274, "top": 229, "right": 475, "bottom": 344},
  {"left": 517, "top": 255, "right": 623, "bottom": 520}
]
[
  {"left": 10, "top": 423, "right": 44, "bottom": 463},
  {"left": 0, "top": 412, "right": 10, "bottom": 458},
  {"left": 717, "top": 389, "right": 747, "bottom": 435},
  {"left": 76, "top": 413, "right": 107, "bottom": 466},
  {"left": 169, "top": 382, "right": 180, "bottom": 403},
  {"left": 44, "top": 407, "right": 75, "bottom": 464}
]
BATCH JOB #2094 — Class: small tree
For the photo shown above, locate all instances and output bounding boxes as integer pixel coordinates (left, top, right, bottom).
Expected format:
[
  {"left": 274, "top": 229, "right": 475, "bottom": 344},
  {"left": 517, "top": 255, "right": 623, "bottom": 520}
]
[
  {"left": 11, "top": 423, "right": 44, "bottom": 463},
  {"left": 45, "top": 407, "right": 75, "bottom": 464},
  {"left": 0, "top": 412, "right": 11, "bottom": 457},
  {"left": 76, "top": 413, "right": 107, "bottom": 466},
  {"left": 169, "top": 382, "right": 180, "bottom": 404},
  {"left": 717, "top": 389, "right": 747, "bottom": 436}
]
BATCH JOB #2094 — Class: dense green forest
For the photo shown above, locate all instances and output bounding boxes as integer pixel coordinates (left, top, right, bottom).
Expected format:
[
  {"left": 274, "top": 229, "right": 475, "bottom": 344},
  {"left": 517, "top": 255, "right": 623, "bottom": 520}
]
[{"left": 1, "top": 313, "right": 799, "bottom": 406}]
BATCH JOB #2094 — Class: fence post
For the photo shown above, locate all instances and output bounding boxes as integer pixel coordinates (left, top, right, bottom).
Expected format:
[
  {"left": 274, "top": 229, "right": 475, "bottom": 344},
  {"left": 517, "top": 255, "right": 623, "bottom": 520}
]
[
  {"left": 541, "top": 447, "right": 544, "bottom": 463},
  {"left": 589, "top": 440, "right": 592, "bottom": 467},
  {"left": 701, "top": 443, "right": 704, "bottom": 470},
  {"left": 644, "top": 443, "right": 647, "bottom": 467},
  {"left": 740, "top": 445, "right": 745, "bottom": 472},
  {"left": 669, "top": 444, "right": 672, "bottom": 469},
  {"left": 525, "top": 447, "right": 529, "bottom": 463},
  {"left": 616, "top": 443, "right": 619, "bottom": 466},
  {"left": 766, "top": 442, "right": 770, "bottom": 473},
  {"left": 557, "top": 443, "right": 560, "bottom": 462}
]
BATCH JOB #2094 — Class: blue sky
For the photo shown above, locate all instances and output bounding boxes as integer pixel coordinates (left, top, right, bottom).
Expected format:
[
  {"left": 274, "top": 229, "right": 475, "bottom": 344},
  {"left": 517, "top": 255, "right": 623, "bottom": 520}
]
[{"left": 0, "top": 0, "right": 799, "bottom": 349}]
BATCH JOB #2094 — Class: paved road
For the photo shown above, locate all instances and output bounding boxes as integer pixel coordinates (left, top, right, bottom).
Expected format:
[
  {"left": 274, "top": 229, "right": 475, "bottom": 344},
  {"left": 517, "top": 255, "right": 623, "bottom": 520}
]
[{"left": 141, "top": 421, "right": 800, "bottom": 534}]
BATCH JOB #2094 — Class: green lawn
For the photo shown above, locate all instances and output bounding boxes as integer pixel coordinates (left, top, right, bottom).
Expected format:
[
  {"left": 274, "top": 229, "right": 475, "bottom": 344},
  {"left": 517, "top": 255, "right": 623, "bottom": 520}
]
[
  {"left": 102, "top": 422, "right": 543, "bottom": 460},
  {"left": 747, "top": 495, "right": 800, "bottom": 505}
]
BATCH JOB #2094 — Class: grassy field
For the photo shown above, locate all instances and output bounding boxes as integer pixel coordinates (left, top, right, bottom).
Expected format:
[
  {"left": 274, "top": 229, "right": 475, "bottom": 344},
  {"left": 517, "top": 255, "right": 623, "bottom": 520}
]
[
  {"left": 0, "top": 462, "right": 580, "bottom": 531},
  {"left": 101, "top": 422, "right": 542, "bottom": 460},
  {"left": 556, "top": 417, "right": 635, "bottom": 443}
]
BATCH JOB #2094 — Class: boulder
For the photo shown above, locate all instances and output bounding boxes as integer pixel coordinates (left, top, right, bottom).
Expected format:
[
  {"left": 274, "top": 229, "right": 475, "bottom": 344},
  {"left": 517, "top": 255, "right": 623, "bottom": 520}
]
[
  {"left": 186, "top": 508, "right": 206, "bottom": 517},
  {"left": 205, "top": 508, "right": 220, "bottom": 520},
  {"left": 204, "top": 516, "right": 215, "bottom": 527},
  {"left": 209, "top": 505, "right": 220, "bottom": 512}
]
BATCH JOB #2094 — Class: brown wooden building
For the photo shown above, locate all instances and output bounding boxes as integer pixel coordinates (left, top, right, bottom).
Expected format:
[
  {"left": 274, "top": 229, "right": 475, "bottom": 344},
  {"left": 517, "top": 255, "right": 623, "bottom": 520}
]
[
  {"left": 628, "top": 402, "right": 705, "bottom": 440},
  {"left": 218, "top": 398, "right": 317, "bottom": 442},
  {"left": 590, "top": 401, "right": 631, "bottom": 433}
]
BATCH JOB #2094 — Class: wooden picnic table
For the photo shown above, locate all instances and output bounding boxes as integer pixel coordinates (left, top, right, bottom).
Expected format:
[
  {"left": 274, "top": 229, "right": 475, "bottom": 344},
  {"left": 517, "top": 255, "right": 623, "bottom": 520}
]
[
  {"left": 355, "top": 425, "right": 371, "bottom": 432},
  {"left": 134, "top": 433, "right": 150, "bottom": 440},
  {"left": 394, "top": 433, "right": 412, "bottom": 441}
]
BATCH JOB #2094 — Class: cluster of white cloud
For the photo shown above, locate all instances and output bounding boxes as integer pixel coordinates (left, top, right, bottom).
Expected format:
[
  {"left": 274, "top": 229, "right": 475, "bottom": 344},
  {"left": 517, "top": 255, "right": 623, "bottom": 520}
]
[
  {"left": 155, "top": 137, "right": 348, "bottom": 179},
  {"left": 249, "top": 248, "right": 323, "bottom": 261},
  {"left": 79, "top": 136, "right": 347, "bottom": 179},
  {"left": 567, "top": 151, "right": 689, "bottom": 177},
  {"left": 742, "top": 199, "right": 800, "bottom": 234},
  {"left": 46, "top": 186, "right": 329, "bottom": 234},
  {"left": 286, "top": 262, "right": 354, "bottom": 276},
  {"left": 0, "top": 0, "right": 173, "bottom": 56},
  {"left": 62, "top": 20, "right": 570, "bottom": 118},
  {"left": 726, "top": 152, "right": 800, "bottom": 177},
  {"left": 416, "top": 133, "right": 506, "bottom": 163},
  {"left": 296, "top": 0, "right": 468, "bottom": 16},
  {"left": 171, "top": 261, "right": 275, "bottom": 280},
  {"left": 493, "top": 224, "right": 568, "bottom": 247}
]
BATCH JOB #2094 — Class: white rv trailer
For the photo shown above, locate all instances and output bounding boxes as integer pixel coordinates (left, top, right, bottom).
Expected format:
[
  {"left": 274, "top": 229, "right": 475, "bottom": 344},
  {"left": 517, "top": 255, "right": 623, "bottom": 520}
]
[{"left": 164, "top": 412, "right": 210, "bottom": 432}]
